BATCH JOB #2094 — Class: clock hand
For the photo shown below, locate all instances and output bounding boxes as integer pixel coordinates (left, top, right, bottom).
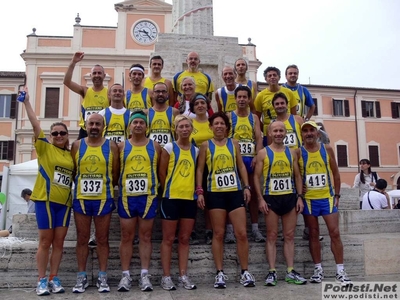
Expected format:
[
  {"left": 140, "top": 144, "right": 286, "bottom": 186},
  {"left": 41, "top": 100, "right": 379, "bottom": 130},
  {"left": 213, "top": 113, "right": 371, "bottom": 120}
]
[{"left": 139, "top": 29, "right": 152, "bottom": 39}]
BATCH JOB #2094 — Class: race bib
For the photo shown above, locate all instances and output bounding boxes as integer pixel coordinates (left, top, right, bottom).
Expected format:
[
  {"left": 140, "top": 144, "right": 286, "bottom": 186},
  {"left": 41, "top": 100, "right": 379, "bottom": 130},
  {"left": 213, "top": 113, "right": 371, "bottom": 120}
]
[
  {"left": 270, "top": 177, "right": 292, "bottom": 192},
  {"left": 84, "top": 110, "right": 97, "bottom": 121},
  {"left": 80, "top": 179, "right": 103, "bottom": 196},
  {"left": 306, "top": 174, "right": 327, "bottom": 189},
  {"left": 215, "top": 172, "right": 237, "bottom": 190},
  {"left": 239, "top": 142, "right": 255, "bottom": 155},
  {"left": 53, "top": 166, "right": 72, "bottom": 188},
  {"left": 150, "top": 133, "right": 171, "bottom": 146},
  {"left": 284, "top": 133, "right": 296, "bottom": 147},
  {"left": 106, "top": 135, "right": 124, "bottom": 143},
  {"left": 125, "top": 178, "right": 148, "bottom": 195}
]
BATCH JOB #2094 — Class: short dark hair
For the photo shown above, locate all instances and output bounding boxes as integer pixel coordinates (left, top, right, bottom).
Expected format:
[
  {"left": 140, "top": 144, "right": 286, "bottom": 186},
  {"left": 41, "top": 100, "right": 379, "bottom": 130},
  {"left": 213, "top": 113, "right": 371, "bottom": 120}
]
[
  {"left": 21, "top": 188, "right": 32, "bottom": 198},
  {"left": 375, "top": 179, "right": 387, "bottom": 190},
  {"left": 285, "top": 64, "right": 299, "bottom": 75},
  {"left": 272, "top": 92, "right": 288, "bottom": 105},
  {"left": 263, "top": 66, "right": 281, "bottom": 77},
  {"left": 234, "top": 85, "right": 252, "bottom": 99},
  {"left": 129, "top": 64, "right": 145, "bottom": 74},
  {"left": 150, "top": 55, "right": 164, "bottom": 66},
  {"left": 208, "top": 111, "right": 231, "bottom": 134}
]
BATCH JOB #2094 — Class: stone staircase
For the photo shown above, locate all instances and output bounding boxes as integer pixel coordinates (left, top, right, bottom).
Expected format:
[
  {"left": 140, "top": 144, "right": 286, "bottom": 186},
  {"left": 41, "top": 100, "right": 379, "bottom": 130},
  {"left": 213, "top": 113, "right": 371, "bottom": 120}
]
[{"left": 1, "top": 188, "right": 399, "bottom": 289}]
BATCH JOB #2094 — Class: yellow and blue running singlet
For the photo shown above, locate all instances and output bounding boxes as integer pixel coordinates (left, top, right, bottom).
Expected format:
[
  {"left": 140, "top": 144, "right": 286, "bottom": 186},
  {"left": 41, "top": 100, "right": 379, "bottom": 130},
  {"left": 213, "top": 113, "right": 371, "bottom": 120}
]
[
  {"left": 206, "top": 138, "right": 241, "bottom": 192},
  {"left": 125, "top": 88, "right": 152, "bottom": 110},
  {"left": 299, "top": 143, "right": 334, "bottom": 200},
  {"left": 283, "top": 114, "right": 302, "bottom": 149},
  {"left": 119, "top": 140, "right": 158, "bottom": 197},
  {"left": 230, "top": 111, "right": 256, "bottom": 157},
  {"left": 147, "top": 107, "right": 174, "bottom": 147},
  {"left": 80, "top": 87, "right": 109, "bottom": 129},
  {"left": 74, "top": 139, "right": 114, "bottom": 200},
  {"left": 163, "top": 142, "right": 198, "bottom": 200},
  {"left": 103, "top": 108, "right": 130, "bottom": 143},
  {"left": 262, "top": 146, "right": 295, "bottom": 196}
]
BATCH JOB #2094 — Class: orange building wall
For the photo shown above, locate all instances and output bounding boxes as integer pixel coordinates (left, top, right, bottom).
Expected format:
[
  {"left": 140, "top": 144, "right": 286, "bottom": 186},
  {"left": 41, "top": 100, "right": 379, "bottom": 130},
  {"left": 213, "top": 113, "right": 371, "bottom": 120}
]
[
  {"left": 365, "top": 122, "right": 400, "bottom": 165},
  {"left": 38, "top": 38, "right": 71, "bottom": 47},
  {"left": 126, "top": 14, "right": 166, "bottom": 50},
  {"left": 82, "top": 29, "right": 116, "bottom": 48},
  {"left": 0, "top": 123, "right": 13, "bottom": 136}
]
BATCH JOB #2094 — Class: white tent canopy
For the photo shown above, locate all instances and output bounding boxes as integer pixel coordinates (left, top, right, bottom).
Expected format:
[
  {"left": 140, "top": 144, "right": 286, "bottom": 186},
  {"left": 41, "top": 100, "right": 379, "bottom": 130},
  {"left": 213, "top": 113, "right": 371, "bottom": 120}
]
[{"left": 0, "top": 159, "right": 38, "bottom": 229}]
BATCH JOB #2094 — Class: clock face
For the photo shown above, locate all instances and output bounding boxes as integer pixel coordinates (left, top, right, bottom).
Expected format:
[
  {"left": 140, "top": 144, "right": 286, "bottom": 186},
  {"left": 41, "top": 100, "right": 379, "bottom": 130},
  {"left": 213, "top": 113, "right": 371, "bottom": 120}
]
[{"left": 132, "top": 20, "right": 158, "bottom": 45}]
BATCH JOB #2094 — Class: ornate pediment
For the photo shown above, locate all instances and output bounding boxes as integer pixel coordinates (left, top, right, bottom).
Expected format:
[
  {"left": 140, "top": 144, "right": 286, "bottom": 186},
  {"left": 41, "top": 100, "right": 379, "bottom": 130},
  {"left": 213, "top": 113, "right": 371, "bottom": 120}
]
[{"left": 114, "top": 0, "right": 172, "bottom": 12}]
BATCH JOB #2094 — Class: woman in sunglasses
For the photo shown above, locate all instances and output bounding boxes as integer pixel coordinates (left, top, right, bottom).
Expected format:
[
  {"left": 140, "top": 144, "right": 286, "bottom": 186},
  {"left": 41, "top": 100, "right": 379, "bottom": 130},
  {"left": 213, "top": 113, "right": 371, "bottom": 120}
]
[
  {"left": 20, "top": 87, "right": 74, "bottom": 296},
  {"left": 353, "top": 159, "right": 379, "bottom": 209}
]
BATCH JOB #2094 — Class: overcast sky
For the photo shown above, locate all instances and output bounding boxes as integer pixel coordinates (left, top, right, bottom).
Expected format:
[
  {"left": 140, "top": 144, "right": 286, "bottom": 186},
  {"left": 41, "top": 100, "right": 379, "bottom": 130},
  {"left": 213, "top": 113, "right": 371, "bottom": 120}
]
[{"left": 1, "top": 0, "right": 399, "bottom": 89}]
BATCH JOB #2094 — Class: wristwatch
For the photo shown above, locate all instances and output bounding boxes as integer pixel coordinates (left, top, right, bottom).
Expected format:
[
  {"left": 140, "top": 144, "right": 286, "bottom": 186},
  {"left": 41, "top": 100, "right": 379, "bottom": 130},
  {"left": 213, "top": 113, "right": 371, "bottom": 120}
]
[
  {"left": 297, "top": 194, "right": 305, "bottom": 200},
  {"left": 244, "top": 186, "right": 251, "bottom": 191},
  {"left": 334, "top": 194, "right": 341, "bottom": 198}
]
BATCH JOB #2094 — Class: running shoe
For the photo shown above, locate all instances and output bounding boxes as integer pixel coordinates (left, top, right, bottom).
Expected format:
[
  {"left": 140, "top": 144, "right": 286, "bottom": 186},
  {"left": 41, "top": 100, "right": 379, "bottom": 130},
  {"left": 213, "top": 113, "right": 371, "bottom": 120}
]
[
  {"left": 224, "top": 231, "right": 236, "bottom": 244},
  {"left": 265, "top": 271, "right": 277, "bottom": 286},
  {"left": 336, "top": 269, "right": 353, "bottom": 286},
  {"left": 178, "top": 274, "right": 197, "bottom": 290},
  {"left": 285, "top": 270, "right": 307, "bottom": 285},
  {"left": 72, "top": 273, "right": 88, "bottom": 293},
  {"left": 97, "top": 272, "right": 110, "bottom": 293},
  {"left": 252, "top": 230, "right": 266, "bottom": 243},
  {"left": 139, "top": 273, "right": 153, "bottom": 291},
  {"left": 117, "top": 274, "right": 132, "bottom": 292},
  {"left": 48, "top": 276, "right": 65, "bottom": 293},
  {"left": 214, "top": 271, "right": 228, "bottom": 288},
  {"left": 310, "top": 267, "right": 324, "bottom": 283},
  {"left": 36, "top": 277, "right": 50, "bottom": 296},
  {"left": 240, "top": 271, "right": 255, "bottom": 287},
  {"left": 161, "top": 276, "right": 176, "bottom": 291}
]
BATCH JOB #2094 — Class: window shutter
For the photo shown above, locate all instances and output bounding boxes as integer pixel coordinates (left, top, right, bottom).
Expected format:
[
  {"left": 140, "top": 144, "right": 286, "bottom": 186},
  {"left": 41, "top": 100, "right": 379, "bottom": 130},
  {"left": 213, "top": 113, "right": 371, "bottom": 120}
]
[
  {"left": 312, "top": 98, "right": 318, "bottom": 115},
  {"left": 361, "top": 100, "right": 366, "bottom": 117},
  {"left": 10, "top": 94, "right": 17, "bottom": 119},
  {"left": 344, "top": 100, "right": 350, "bottom": 117},
  {"left": 375, "top": 101, "right": 381, "bottom": 118},
  {"left": 368, "top": 145, "right": 379, "bottom": 167},
  {"left": 391, "top": 102, "right": 399, "bottom": 118},
  {"left": 332, "top": 99, "right": 336, "bottom": 115},
  {"left": 336, "top": 145, "right": 348, "bottom": 167},
  {"left": 7, "top": 140, "right": 14, "bottom": 161},
  {"left": 45, "top": 88, "right": 60, "bottom": 118}
]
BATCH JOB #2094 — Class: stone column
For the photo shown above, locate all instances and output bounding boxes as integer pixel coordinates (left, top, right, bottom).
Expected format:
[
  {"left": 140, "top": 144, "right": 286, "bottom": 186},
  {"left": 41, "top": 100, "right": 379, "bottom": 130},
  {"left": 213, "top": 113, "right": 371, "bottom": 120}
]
[{"left": 172, "top": 0, "right": 213, "bottom": 36}]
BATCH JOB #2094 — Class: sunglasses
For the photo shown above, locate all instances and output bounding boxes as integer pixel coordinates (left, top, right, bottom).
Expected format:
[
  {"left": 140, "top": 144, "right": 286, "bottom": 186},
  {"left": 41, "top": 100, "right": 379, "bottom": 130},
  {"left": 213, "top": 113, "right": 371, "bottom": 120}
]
[{"left": 51, "top": 131, "right": 68, "bottom": 137}]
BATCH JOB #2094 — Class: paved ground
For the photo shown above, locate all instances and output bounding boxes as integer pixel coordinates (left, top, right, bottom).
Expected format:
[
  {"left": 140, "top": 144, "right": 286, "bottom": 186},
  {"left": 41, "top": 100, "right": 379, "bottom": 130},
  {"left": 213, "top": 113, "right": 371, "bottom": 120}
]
[{"left": 1, "top": 275, "right": 399, "bottom": 300}]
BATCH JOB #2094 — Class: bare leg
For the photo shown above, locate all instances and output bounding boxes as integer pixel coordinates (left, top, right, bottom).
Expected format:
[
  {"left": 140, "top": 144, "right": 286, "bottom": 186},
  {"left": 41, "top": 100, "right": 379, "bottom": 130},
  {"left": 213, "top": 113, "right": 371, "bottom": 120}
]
[
  {"left": 74, "top": 212, "right": 92, "bottom": 272},
  {"left": 304, "top": 215, "right": 321, "bottom": 264},
  {"left": 177, "top": 218, "right": 195, "bottom": 276},
  {"left": 265, "top": 210, "right": 279, "bottom": 269},
  {"left": 49, "top": 226, "right": 69, "bottom": 275},
  {"left": 209, "top": 209, "right": 227, "bottom": 270},
  {"left": 36, "top": 229, "right": 54, "bottom": 278},
  {"left": 94, "top": 213, "right": 112, "bottom": 272},
  {"left": 119, "top": 217, "right": 137, "bottom": 271},
  {"left": 281, "top": 208, "right": 297, "bottom": 268},
  {"left": 138, "top": 217, "right": 155, "bottom": 270},
  {"left": 322, "top": 212, "right": 343, "bottom": 264},
  {"left": 160, "top": 219, "right": 178, "bottom": 276},
  {"left": 229, "top": 207, "right": 249, "bottom": 269}
]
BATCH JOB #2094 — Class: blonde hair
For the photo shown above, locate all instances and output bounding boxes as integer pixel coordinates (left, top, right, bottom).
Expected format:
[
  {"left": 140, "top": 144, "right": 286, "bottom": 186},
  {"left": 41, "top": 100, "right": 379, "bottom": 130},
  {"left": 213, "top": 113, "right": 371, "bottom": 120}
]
[{"left": 174, "top": 114, "right": 193, "bottom": 128}]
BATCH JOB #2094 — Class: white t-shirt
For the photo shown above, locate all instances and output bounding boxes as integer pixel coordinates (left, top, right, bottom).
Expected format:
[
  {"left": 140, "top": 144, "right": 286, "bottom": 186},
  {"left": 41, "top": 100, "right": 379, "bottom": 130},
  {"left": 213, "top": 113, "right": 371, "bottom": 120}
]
[
  {"left": 98, "top": 106, "right": 127, "bottom": 116},
  {"left": 353, "top": 172, "right": 379, "bottom": 202},
  {"left": 361, "top": 190, "right": 388, "bottom": 210}
]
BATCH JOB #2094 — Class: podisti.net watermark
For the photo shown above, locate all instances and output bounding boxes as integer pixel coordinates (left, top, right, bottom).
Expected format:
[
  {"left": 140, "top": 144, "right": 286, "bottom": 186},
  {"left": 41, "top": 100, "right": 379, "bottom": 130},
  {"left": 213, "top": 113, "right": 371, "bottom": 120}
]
[{"left": 322, "top": 282, "right": 398, "bottom": 299}]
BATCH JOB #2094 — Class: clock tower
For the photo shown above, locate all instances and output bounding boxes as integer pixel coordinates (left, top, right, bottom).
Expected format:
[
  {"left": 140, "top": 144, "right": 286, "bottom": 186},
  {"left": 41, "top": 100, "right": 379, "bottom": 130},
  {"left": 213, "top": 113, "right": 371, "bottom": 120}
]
[{"left": 114, "top": 0, "right": 172, "bottom": 50}]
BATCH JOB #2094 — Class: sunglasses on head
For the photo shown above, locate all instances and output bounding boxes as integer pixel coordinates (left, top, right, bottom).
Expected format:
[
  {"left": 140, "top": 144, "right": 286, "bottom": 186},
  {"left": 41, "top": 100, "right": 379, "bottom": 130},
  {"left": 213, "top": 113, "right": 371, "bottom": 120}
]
[{"left": 51, "top": 131, "right": 68, "bottom": 137}]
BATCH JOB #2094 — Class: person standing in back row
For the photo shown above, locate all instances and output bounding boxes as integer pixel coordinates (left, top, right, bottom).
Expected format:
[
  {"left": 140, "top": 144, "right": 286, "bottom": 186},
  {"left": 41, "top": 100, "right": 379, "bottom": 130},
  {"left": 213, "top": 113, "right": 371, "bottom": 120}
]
[
  {"left": 173, "top": 52, "right": 214, "bottom": 103},
  {"left": 63, "top": 52, "right": 109, "bottom": 139}
]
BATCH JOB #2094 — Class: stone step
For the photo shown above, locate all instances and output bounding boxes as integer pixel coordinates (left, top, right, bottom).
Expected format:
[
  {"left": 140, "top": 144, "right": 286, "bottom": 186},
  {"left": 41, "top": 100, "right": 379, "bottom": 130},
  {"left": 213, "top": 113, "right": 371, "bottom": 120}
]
[
  {"left": 1, "top": 232, "right": 399, "bottom": 289},
  {"left": 11, "top": 209, "right": 400, "bottom": 242}
]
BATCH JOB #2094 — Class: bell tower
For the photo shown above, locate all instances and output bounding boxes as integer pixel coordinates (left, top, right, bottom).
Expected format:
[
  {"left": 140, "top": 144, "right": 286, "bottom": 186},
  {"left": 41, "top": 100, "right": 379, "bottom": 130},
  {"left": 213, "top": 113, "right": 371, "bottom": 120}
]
[{"left": 172, "top": 0, "right": 213, "bottom": 35}]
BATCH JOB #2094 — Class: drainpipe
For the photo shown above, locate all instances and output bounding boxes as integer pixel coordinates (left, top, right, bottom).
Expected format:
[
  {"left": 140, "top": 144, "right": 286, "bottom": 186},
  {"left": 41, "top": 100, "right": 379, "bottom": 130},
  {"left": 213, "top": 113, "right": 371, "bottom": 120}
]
[
  {"left": 15, "top": 76, "right": 26, "bottom": 165},
  {"left": 353, "top": 89, "right": 359, "bottom": 172}
]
